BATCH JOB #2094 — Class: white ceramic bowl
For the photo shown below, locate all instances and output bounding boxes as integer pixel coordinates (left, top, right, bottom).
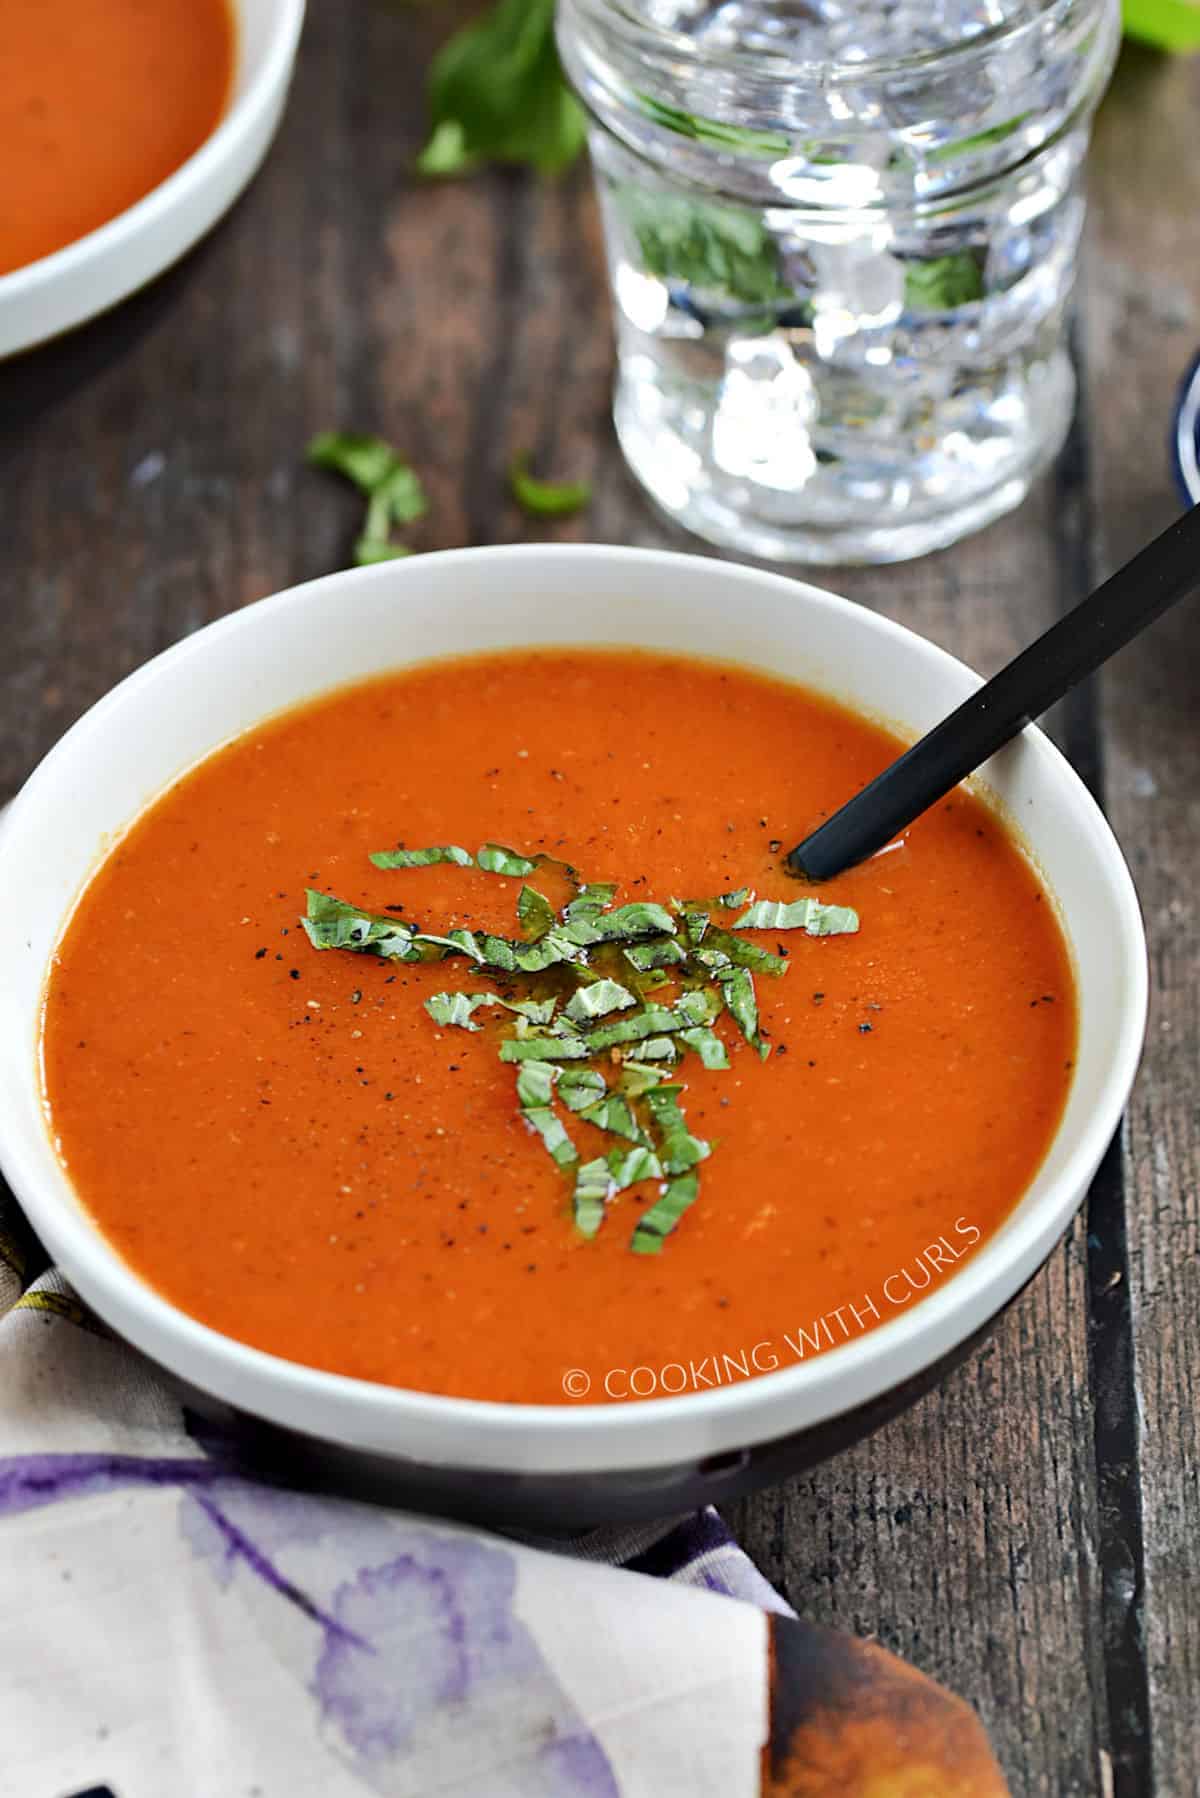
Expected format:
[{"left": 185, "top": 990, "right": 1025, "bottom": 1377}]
[
  {"left": 0, "top": 0, "right": 305, "bottom": 359},
  {"left": 0, "top": 548, "right": 1147, "bottom": 1513}
]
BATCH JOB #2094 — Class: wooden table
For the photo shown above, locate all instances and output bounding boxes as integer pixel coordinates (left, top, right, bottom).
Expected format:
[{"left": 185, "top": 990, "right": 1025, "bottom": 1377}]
[{"left": 2, "top": 14, "right": 1196, "bottom": 1795}]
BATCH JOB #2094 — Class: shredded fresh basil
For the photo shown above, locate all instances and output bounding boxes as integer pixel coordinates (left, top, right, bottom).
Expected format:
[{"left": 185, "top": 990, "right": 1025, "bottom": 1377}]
[
  {"left": 645, "top": 1085, "right": 710, "bottom": 1176},
  {"left": 573, "top": 1157, "right": 612, "bottom": 1238},
  {"left": 517, "top": 884, "right": 555, "bottom": 940},
  {"left": 623, "top": 938, "right": 688, "bottom": 971},
  {"left": 371, "top": 844, "right": 473, "bottom": 870},
  {"left": 678, "top": 1026, "right": 729, "bottom": 1069},
  {"left": 577, "top": 1092, "right": 643, "bottom": 1142},
  {"left": 307, "top": 432, "right": 428, "bottom": 564},
  {"left": 563, "top": 979, "right": 637, "bottom": 1023},
  {"left": 478, "top": 843, "right": 538, "bottom": 876},
  {"left": 499, "top": 1037, "right": 591, "bottom": 1062},
  {"left": 624, "top": 1036, "right": 678, "bottom": 1065},
  {"left": 618, "top": 1063, "right": 669, "bottom": 1097},
  {"left": 424, "top": 991, "right": 492, "bottom": 1030},
  {"left": 716, "top": 964, "right": 766, "bottom": 1058},
  {"left": 632, "top": 1174, "right": 700, "bottom": 1254},
  {"left": 510, "top": 455, "right": 591, "bottom": 518},
  {"left": 561, "top": 901, "right": 677, "bottom": 947},
  {"left": 302, "top": 890, "right": 424, "bottom": 959},
  {"left": 732, "top": 897, "right": 859, "bottom": 936},
  {"left": 305, "top": 838, "right": 864, "bottom": 1253},
  {"left": 558, "top": 1066, "right": 608, "bottom": 1112},
  {"left": 517, "top": 1062, "right": 579, "bottom": 1170}
]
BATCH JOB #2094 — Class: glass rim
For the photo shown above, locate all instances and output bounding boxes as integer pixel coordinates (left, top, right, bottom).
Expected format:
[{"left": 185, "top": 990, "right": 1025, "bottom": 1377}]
[{"left": 577, "top": 0, "right": 1093, "bottom": 86}]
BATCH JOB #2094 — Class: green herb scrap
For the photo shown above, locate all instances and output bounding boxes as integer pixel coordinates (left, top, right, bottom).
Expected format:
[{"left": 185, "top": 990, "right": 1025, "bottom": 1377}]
[
  {"left": 418, "top": 0, "right": 585, "bottom": 178},
  {"left": 307, "top": 432, "right": 428, "bottom": 565},
  {"left": 618, "top": 188, "right": 791, "bottom": 310},
  {"left": 304, "top": 851, "right": 859, "bottom": 1252},
  {"left": 372, "top": 844, "right": 473, "bottom": 870},
  {"left": 902, "top": 251, "right": 986, "bottom": 313},
  {"left": 510, "top": 454, "right": 592, "bottom": 519}
]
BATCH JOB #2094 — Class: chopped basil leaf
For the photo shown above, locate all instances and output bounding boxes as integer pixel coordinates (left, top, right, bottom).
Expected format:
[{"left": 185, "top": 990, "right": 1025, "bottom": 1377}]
[
  {"left": 563, "top": 979, "right": 637, "bottom": 1023},
  {"left": 573, "top": 1157, "right": 611, "bottom": 1238},
  {"left": 684, "top": 887, "right": 754, "bottom": 912},
  {"left": 371, "top": 844, "right": 473, "bottom": 870},
  {"left": 307, "top": 433, "right": 399, "bottom": 492},
  {"left": 681, "top": 909, "right": 710, "bottom": 947},
  {"left": 302, "top": 890, "right": 424, "bottom": 960},
  {"left": 607, "top": 1144, "right": 662, "bottom": 1188},
  {"left": 634, "top": 94, "right": 790, "bottom": 159},
  {"left": 618, "top": 1063, "right": 669, "bottom": 1096},
  {"left": 515, "top": 1062, "right": 555, "bottom": 1108},
  {"left": 697, "top": 929, "right": 789, "bottom": 976},
  {"left": 354, "top": 537, "right": 410, "bottom": 565},
  {"left": 732, "top": 897, "right": 859, "bottom": 935},
  {"left": 645, "top": 1085, "right": 710, "bottom": 1176},
  {"left": 623, "top": 939, "right": 687, "bottom": 971},
  {"left": 632, "top": 1174, "right": 700, "bottom": 1254},
  {"left": 558, "top": 1066, "right": 608, "bottom": 1112},
  {"left": 562, "top": 901, "right": 677, "bottom": 947},
  {"left": 624, "top": 1036, "right": 678, "bottom": 1064},
  {"left": 424, "top": 991, "right": 495, "bottom": 1030},
  {"left": 902, "top": 251, "right": 985, "bottom": 313},
  {"left": 478, "top": 842, "right": 538, "bottom": 876},
  {"left": 502, "top": 995, "right": 558, "bottom": 1026},
  {"left": 414, "top": 929, "right": 486, "bottom": 963},
  {"left": 678, "top": 1026, "right": 729, "bottom": 1069},
  {"left": 619, "top": 188, "right": 791, "bottom": 310},
  {"left": 418, "top": 0, "right": 585, "bottom": 179},
  {"left": 717, "top": 964, "right": 764, "bottom": 1055},
  {"left": 562, "top": 882, "right": 618, "bottom": 924},
  {"left": 522, "top": 1106, "right": 578, "bottom": 1169},
  {"left": 629, "top": 968, "right": 672, "bottom": 999},
  {"left": 512, "top": 930, "right": 591, "bottom": 972},
  {"left": 517, "top": 884, "right": 555, "bottom": 940},
  {"left": 674, "top": 987, "right": 722, "bottom": 1027},
  {"left": 510, "top": 454, "right": 591, "bottom": 518},
  {"left": 308, "top": 432, "right": 428, "bottom": 563},
  {"left": 578, "top": 1092, "right": 643, "bottom": 1142},
  {"left": 581, "top": 998, "right": 714, "bottom": 1052},
  {"left": 499, "top": 1037, "right": 590, "bottom": 1062},
  {"left": 514, "top": 1060, "right": 578, "bottom": 1168},
  {"left": 476, "top": 935, "right": 519, "bottom": 971}
]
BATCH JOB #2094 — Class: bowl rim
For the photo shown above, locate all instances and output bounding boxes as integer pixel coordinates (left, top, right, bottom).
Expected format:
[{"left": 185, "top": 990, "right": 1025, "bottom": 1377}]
[
  {"left": 0, "top": 544, "right": 1149, "bottom": 1474},
  {"left": 0, "top": 0, "right": 306, "bottom": 305}
]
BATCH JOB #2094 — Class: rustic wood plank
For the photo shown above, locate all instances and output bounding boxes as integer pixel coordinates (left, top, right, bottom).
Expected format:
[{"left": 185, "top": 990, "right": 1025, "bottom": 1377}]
[
  {"left": 1078, "top": 43, "right": 1200, "bottom": 1798},
  {"left": 1, "top": 13, "right": 1190, "bottom": 1798},
  {"left": 730, "top": 473, "right": 1115, "bottom": 1798}
]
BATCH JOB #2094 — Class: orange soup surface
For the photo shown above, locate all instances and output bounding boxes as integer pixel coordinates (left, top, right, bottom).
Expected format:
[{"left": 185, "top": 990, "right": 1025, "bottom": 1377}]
[
  {"left": 0, "top": 0, "right": 234, "bottom": 276},
  {"left": 42, "top": 651, "right": 1077, "bottom": 1404}
]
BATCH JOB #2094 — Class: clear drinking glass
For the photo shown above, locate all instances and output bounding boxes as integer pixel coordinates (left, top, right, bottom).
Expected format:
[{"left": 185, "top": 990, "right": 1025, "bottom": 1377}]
[{"left": 557, "top": 0, "right": 1121, "bottom": 564}]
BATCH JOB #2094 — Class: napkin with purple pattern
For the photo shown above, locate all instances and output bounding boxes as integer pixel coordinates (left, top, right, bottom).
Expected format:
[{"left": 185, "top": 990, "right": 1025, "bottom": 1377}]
[{"left": 0, "top": 1192, "right": 1008, "bottom": 1797}]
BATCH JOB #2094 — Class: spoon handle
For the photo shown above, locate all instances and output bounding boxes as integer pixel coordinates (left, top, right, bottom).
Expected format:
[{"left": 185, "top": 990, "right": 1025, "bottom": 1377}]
[{"left": 789, "top": 504, "right": 1200, "bottom": 882}]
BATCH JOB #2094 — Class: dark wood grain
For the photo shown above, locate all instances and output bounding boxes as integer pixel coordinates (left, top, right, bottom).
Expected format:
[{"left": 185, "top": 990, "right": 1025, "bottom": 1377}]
[
  {"left": 1078, "top": 44, "right": 1200, "bottom": 1798},
  {"left": 1, "top": 13, "right": 1196, "bottom": 1798}
]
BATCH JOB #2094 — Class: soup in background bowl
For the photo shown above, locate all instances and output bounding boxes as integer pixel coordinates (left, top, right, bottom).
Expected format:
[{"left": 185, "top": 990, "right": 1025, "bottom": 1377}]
[
  {"left": 0, "top": 0, "right": 304, "bottom": 357},
  {"left": 0, "top": 547, "right": 1146, "bottom": 1527},
  {"left": 1, "top": 0, "right": 235, "bottom": 278}
]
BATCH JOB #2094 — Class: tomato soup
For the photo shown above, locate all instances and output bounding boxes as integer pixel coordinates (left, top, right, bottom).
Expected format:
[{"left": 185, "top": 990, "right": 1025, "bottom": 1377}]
[
  {"left": 41, "top": 651, "right": 1076, "bottom": 1404},
  {"left": 0, "top": 0, "right": 234, "bottom": 277}
]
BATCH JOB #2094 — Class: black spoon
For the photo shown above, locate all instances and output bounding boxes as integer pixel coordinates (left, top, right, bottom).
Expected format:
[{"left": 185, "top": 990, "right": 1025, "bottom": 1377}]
[{"left": 788, "top": 504, "right": 1200, "bottom": 882}]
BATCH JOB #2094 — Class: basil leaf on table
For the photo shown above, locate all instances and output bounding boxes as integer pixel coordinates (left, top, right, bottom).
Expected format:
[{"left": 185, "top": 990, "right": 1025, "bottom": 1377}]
[
  {"left": 418, "top": 0, "right": 586, "bottom": 178},
  {"left": 510, "top": 454, "right": 592, "bottom": 518}
]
